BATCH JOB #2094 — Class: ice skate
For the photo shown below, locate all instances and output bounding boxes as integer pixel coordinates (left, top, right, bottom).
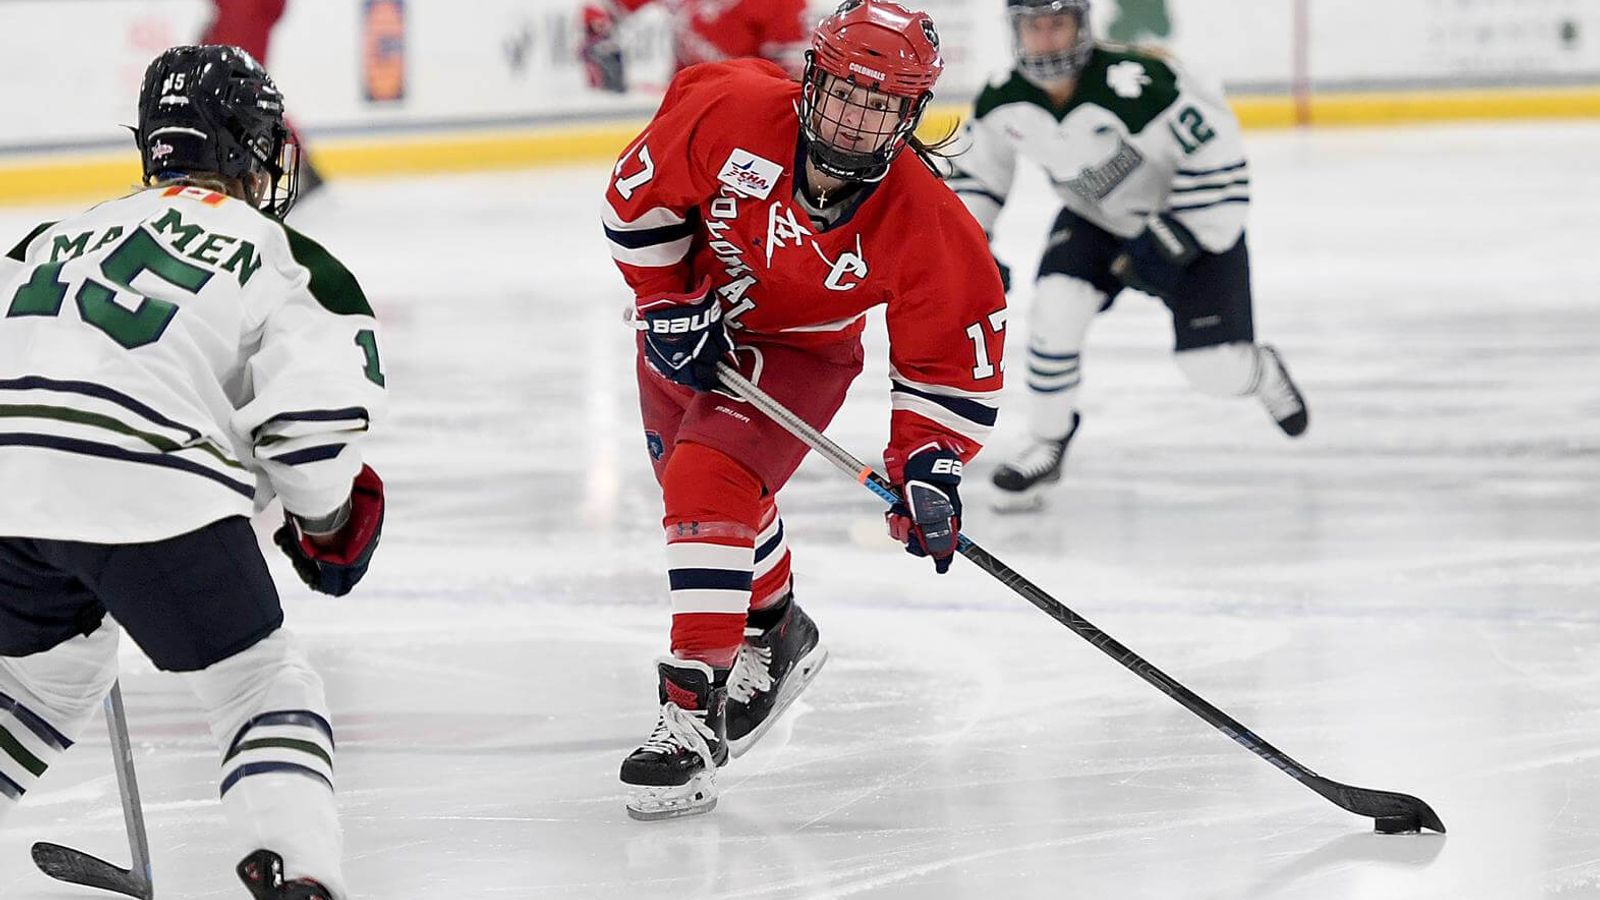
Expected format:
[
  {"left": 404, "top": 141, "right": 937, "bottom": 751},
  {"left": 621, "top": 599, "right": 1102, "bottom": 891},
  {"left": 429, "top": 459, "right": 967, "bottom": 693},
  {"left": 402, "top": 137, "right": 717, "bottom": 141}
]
[
  {"left": 621, "top": 657, "right": 728, "bottom": 821},
  {"left": 1254, "top": 345, "right": 1308, "bottom": 437},
  {"left": 990, "top": 412, "right": 1081, "bottom": 512},
  {"left": 726, "top": 594, "right": 827, "bottom": 757},
  {"left": 236, "top": 850, "right": 333, "bottom": 900}
]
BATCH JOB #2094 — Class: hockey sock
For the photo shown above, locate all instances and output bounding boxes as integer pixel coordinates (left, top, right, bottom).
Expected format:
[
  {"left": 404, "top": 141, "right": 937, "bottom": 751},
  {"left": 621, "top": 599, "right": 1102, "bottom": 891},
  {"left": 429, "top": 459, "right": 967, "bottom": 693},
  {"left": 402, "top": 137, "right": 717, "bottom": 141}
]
[
  {"left": 749, "top": 497, "right": 792, "bottom": 613},
  {"left": 1174, "top": 342, "right": 1261, "bottom": 397},
  {"left": 1026, "top": 275, "right": 1103, "bottom": 442},
  {"left": 0, "top": 624, "right": 120, "bottom": 819},
  {"left": 0, "top": 688, "right": 74, "bottom": 814},
  {"left": 662, "top": 442, "right": 764, "bottom": 668},
  {"left": 182, "top": 629, "right": 345, "bottom": 899}
]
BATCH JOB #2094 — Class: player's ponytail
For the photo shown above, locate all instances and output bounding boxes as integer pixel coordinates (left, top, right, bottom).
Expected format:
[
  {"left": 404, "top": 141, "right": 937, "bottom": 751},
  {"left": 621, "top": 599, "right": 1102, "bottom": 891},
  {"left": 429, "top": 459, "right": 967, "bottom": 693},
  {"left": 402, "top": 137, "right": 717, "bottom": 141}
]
[{"left": 907, "top": 123, "right": 960, "bottom": 179}]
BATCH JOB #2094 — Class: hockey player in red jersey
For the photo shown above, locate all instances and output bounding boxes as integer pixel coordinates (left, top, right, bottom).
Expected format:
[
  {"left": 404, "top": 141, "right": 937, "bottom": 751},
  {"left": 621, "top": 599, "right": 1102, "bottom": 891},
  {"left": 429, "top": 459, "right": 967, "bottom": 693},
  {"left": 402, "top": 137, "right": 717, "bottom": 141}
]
[
  {"left": 580, "top": 0, "right": 810, "bottom": 92},
  {"left": 202, "top": 0, "right": 286, "bottom": 62},
  {"left": 202, "top": 0, "right": 326, "bottom": 196},
  {"left": 604, "top": 0, "right": 1007, "bottom": 819}
]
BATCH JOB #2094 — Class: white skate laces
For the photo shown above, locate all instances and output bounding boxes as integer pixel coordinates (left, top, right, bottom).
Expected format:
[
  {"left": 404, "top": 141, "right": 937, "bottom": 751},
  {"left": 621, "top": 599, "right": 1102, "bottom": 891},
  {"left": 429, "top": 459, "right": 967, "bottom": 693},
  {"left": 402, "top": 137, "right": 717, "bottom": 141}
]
[
  {"left": 727, "top": 639, "right": 774, "bottom": 704},
  {"left": 1255, "top": 347, "right": 1304, "bottom": 421},
  {"left": 992, "top": 412, "right": 1081, "bottom": 508},
  {"left": 1004, "top": 438, "right": 1067, "bottom": 480},
  {"left": 640, "top": 702, "right": 717, "bottom": 771}
]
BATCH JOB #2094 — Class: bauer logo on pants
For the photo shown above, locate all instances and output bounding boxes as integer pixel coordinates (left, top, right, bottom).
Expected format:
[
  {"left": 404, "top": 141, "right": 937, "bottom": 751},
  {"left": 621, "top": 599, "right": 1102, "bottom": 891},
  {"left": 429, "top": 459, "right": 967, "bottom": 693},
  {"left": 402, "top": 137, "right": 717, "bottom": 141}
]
[{"left": 717, "top": 149, "right": 784, "bottom": 200}]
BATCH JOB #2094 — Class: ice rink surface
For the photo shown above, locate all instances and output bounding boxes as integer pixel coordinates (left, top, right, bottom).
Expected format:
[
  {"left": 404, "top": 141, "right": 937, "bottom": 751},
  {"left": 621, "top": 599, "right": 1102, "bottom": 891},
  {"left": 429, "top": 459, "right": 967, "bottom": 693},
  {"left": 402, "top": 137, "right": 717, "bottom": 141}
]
[{"left": 1, "top": 120, "right": 1597, "bottom": 899}]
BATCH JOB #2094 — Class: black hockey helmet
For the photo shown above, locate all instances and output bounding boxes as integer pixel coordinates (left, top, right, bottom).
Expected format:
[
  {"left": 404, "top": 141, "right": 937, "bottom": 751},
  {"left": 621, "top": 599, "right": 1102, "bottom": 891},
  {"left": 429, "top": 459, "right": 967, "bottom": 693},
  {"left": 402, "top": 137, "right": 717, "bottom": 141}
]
[
  {"left": 136, "top": 45, "right": 300, "bottom": 218},
  {"left": 1006, "top": 0, "right": 1094, "bottom": 84}
]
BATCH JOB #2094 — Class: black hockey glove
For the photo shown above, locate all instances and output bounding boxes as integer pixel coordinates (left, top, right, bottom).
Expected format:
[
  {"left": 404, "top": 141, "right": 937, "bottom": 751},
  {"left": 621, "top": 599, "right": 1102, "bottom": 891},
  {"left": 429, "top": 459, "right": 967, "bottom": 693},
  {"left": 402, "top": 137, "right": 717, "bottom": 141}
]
[
  {"left": 992, "top": 251, "right": 1012, "bottom": 293},
  {"left": 1112, "top": 212, "right": 1201, "bottom": 300},
  {"left": 636, "top": 277, "right": 732, "bottom": 393},
  {"left": 273, "top": 464, "right": 385, "bottom": 597},
  {"left": 885, "top": 449, "right": 963, "bottom": 574}
]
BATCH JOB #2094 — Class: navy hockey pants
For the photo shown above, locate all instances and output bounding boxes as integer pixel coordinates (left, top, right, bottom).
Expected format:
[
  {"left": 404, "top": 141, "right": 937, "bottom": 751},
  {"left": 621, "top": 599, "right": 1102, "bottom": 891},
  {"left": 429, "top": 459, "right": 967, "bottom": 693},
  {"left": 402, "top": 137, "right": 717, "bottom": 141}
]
[
  {"left": 1036, "top": 206, "right": 1257, "bottom": 351},
  {"left": 0, "top": 516, "right": 283, "bottom": 672}
]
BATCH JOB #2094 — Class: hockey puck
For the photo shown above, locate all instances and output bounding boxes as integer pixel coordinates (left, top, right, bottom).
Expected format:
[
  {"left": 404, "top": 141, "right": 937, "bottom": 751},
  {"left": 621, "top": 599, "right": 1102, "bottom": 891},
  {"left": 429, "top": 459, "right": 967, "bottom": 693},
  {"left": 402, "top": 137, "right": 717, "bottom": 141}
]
[{"left": 1374, "top": 815, "right": 1422, "bottom": 835}]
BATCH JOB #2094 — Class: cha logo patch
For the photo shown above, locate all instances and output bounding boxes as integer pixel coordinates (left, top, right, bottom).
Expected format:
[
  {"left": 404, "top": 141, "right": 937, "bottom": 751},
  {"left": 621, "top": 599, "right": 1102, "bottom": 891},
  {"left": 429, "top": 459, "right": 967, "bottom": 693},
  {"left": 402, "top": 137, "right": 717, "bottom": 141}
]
[
  {"left": 645, "top": 430, "right": 665, "bottom": 461},
  {"left": 717, "top": 148, "right": 784, "bottom": 200},
  {"left": 1107, "top": 61, "right": 1152, "bottom": 99}
]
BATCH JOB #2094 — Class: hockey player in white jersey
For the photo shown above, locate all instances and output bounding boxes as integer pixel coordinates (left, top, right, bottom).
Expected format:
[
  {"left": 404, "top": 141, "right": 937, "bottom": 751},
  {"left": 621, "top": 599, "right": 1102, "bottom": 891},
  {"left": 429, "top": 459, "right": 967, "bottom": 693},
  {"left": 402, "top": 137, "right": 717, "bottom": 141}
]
[
  {"left": 951, "top": 0, "right": 1308, "bottom": 509},
  {"left": 0, "top": 46, "right": 385, "bottom": 899}
]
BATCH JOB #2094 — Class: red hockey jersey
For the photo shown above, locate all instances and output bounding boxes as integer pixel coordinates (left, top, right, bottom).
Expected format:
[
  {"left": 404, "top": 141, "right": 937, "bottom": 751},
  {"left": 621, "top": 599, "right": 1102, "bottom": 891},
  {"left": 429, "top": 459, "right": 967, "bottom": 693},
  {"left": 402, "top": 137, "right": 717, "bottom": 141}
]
[
  {"left": 605, "top": 60, "right": 1007, "bottom": 479},
  {"left": 614, "top": 0, "right": 808, "bottom": 75}
]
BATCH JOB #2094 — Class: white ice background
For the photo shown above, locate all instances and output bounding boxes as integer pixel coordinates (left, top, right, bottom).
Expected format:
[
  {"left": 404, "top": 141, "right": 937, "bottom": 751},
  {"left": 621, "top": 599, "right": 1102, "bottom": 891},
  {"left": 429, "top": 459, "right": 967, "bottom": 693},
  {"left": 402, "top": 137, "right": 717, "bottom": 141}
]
[{"left": 1, "top": 120, "right": 1598, "bottom": 899}]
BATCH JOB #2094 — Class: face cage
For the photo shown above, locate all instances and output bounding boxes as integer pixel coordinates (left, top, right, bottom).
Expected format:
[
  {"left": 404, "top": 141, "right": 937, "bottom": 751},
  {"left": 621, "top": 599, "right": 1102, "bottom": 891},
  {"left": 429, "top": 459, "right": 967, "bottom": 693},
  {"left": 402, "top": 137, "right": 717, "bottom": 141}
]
[
  {"left": 799, "top": 61, "right": 928, "bottom": 183},
  {"left": 1009, "top": 9, "right": 1094, "bottom": 84},
  {"left": 256, "top": 127, "right": 302, "bottom": 219}
]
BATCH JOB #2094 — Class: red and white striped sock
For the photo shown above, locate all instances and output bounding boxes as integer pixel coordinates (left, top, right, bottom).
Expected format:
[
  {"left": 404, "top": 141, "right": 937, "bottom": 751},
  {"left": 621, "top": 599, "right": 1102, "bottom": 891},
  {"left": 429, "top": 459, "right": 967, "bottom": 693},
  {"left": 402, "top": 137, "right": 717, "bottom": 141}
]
[
  {"left": 749, "top": 497, "right": 792, "bottom": 613},
  {"left": 661, "top": 442, "right": 764, "bottom": 669}
]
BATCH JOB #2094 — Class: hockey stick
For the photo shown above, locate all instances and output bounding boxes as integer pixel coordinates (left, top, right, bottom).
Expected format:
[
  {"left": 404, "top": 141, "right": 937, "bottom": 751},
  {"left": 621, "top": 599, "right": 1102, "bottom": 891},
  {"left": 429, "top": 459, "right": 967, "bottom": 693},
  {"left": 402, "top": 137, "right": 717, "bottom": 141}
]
[
  {"left": 32, "top": 681, "right": 154, "bottom": 899},
  {"left": 714, "top": 361, "right": 1445, "bottom": 835}
]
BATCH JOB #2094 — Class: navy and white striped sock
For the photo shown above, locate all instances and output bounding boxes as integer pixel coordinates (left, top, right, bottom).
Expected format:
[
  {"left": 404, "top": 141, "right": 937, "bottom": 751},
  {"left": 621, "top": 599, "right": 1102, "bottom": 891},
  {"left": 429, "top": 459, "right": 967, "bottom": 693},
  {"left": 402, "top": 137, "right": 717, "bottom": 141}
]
[
  {"left": 0, "top": 689, "right": 72, "bottom": 805},
  {"left": 1026, "top": 348, "right": 1081, "bottom": 395},
  {"left": 220, "top": 709, "right": 335, "bottom": 798}
]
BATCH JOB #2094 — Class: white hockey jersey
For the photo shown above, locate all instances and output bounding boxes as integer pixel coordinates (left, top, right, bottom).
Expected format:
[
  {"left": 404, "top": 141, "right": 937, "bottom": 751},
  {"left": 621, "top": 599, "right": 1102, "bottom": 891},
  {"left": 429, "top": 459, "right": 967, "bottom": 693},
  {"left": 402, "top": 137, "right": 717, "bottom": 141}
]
[
  {"left": 0, "top": 186, "right": 386, "bottom": 543},
  {"left": 951, "top": 45, "right": 1249, "bottom": 254}
]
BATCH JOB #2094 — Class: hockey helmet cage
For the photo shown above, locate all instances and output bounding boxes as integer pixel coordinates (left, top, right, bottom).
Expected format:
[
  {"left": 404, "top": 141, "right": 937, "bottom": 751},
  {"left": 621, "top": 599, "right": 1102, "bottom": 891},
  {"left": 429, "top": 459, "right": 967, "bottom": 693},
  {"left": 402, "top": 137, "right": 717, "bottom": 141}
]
[
  {"left": 1007, "top": 0, "right": 1094, "bottom": 84},
  {"left": 800, "top": 0, "right": 944, "bottom": 183}
]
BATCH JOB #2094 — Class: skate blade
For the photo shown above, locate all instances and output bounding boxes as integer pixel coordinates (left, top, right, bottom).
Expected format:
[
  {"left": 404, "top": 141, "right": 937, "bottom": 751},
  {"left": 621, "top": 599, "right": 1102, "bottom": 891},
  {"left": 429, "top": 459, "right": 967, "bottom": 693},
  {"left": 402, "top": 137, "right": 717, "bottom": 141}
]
[
  {"left": 729, "top": 644, "right": 828, "bottom": 759},
  {"left": 989, "top": 487, "right": 1048, "bottom": 514},
  {"left": 625, "top": 771, "right": 718, "bottom": 821}
]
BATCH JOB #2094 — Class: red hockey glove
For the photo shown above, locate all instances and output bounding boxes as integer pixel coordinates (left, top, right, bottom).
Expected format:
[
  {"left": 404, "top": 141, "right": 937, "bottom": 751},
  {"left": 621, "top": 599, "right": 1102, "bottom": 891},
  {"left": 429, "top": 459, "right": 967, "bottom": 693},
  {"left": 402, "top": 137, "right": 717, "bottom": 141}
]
[
  {"left": 636, "top": 277, "right": 732, "bottom": 393},
  {"left": 273, "top": 464, "right": 384, "bottom": 597},
  {"left": 580, "top": 3, "right": 626, "bottom": 93},
  {"left": 885, "top": 449, "right": 963, "bottom": 574}
]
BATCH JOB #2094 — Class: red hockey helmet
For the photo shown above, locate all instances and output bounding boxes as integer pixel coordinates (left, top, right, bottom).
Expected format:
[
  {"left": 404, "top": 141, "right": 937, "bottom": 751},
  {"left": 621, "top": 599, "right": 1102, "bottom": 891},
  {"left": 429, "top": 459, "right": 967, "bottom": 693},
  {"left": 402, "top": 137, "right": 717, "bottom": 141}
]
[{"left": 800, "top": 0, "right": 944, "bottom": 182}]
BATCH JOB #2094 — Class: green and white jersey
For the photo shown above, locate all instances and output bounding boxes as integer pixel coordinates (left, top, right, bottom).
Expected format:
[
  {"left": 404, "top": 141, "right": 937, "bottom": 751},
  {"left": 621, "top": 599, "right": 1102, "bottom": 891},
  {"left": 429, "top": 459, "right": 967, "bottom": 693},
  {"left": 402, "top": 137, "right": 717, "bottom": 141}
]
[
  {"left": 0, "top": 186, "right": 387, "bottom": 543},
  {"left": 951, "top": 46, "right": 1249, "bottom": 254}
]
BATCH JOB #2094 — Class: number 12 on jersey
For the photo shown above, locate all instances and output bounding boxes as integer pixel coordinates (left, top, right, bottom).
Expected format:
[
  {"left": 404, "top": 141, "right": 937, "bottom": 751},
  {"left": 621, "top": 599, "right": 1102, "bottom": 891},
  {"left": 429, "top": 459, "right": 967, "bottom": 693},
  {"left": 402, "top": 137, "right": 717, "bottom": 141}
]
[{"left": 965, "top": 308, "right": 1007, "bottom": 380}]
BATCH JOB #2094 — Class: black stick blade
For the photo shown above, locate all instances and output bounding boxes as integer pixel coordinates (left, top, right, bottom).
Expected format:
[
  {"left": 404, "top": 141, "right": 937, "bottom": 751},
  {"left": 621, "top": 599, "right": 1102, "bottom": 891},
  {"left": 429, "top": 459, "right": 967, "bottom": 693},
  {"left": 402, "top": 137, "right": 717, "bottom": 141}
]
[
  {"left": 1322, "top": 782, "right": 1447, "bottom": 834},
  {"left": 30, "top": 842, "right": 153, "bottom": 900}
]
